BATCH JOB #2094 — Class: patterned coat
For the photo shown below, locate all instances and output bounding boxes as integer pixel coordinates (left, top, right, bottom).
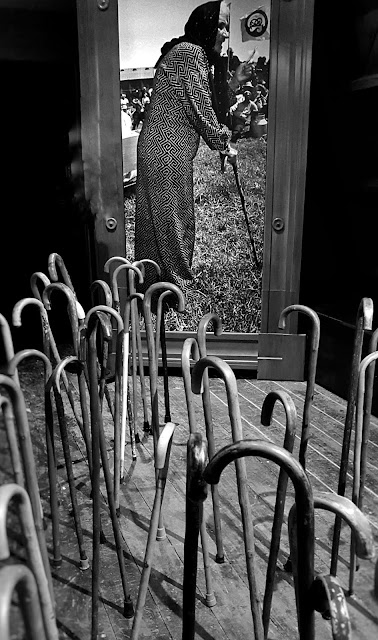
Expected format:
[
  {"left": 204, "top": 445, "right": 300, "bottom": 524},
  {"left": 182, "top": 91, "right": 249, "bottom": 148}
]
[{"left": 134, "top": 41, "right": 231, "bottom": 293}]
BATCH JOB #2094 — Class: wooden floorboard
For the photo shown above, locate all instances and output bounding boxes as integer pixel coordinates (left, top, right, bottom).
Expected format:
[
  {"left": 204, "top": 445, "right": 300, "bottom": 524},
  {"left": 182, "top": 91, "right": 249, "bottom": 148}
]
[{"left": 0, "top": 362, "right": 377, "bottom": 639}]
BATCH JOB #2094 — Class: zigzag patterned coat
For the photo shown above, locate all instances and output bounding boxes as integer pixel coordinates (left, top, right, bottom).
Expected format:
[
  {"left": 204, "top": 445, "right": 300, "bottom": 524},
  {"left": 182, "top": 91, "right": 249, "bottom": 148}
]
[{"left": 134, "top": 41, "right": 231, "bottom": 293}]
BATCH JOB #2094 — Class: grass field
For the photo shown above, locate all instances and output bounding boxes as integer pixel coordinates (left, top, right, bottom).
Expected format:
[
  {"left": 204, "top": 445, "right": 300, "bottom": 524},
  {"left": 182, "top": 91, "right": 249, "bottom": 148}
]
[{"left": 124, "top": 135, "right": 266, "bottom": 333}]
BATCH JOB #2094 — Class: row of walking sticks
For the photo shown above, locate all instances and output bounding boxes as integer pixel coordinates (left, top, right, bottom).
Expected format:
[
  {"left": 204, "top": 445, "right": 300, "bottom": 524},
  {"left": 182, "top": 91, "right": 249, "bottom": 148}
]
[{"left": 0, "top": 252, "right": 376, "bottom": 639}]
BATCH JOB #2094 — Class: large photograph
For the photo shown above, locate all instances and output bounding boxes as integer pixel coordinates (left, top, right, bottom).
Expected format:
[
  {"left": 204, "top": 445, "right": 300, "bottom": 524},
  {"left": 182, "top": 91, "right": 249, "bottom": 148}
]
[{"left": 118, "top": 1, "right": 271, "bottom": 333}]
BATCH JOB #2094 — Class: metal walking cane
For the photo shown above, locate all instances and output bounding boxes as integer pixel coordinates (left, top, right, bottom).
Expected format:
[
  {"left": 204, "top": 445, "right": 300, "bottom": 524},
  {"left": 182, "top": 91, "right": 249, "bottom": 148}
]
[
  {"left": 0, "top": 483, "right": 59, "bottom": 640},
  {"left": 132, "top": 258, "right": 162, "bottom": 434},
  {"left": 196, "top": 312, "right": 225, "bottom": 563},
  {"left": 231, "top": 163, "right": 261, "bottom": 269},
  {"left": 130, "top": 422, "right": 176, "bottom": 640},
  {"left": 0, "top": 375, "right": 54, "bottom": 603},
  {"left": 5, "top": 348, "right": 61, "bottom": 569},
  {"left": 260, "top": 390, "right": 297, "bottom": 638},
  {"left": 0, "top": 313, "right": 19, "bottom": 385},
  {"left": 90, "top": 279, "right": 116, "bottom": 418},
  {"left": 86, "top": 313, "right": 134, "bottom": 640},
  {"left": 48, "top": 252, "right": 86, "bottom": 322},
  {"left": 349, "top": 350, "right": 378, "bottom": 595},
  {"left": 84, "top": 305, "right": 125, "bottom": 515},
  {"left": 42, "top": 283, "right": 92, "bottom": 468},
  {"left": 19, "top": 291, "right": 83, "bottom": 431},
  {"left": 191, "top": 356, "right": 264, "bottom": 640},
  {"left": 330, "top": 297, "right": 374, "bottom": 577},
  {"left": 203, "top": 439, "right": 315, "bottom": 640},
  {"left": 182, "top": 433, "right": 209, "bottom": 640},
  {"left": 143, "top": 282, "right": 185, "bottom": 541},
  {"left": 0, "top": 564, "right": 46, "bottom": 640},
  {"left": 49, "top": 356, "right": 90, "bottom": 570},
  {"left": 156, "top": 290, "right": 172, "bottom": 423},
  {"left": 181, "top": 337, "right": 216, "bottom": 608},
  {"left": 278, "top": 305, "right": 321, "bottom": 470}
]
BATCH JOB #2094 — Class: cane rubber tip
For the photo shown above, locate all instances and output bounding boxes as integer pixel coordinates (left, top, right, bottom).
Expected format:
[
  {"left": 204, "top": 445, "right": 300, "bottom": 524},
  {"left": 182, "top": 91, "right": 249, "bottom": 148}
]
[
  {"left": 132, "top": 455, "right": 137, "bottom": 461},
  {"left": 52, "top": 557, "right": 62, "bottom": 568},
  {"left": 143, "top": 421, "right": 151, "bottom": 434},
  {"left": 135, "top": 433, "right": 141, "bottom": 443},
  {"left": 205, "top": 593, "right": 216, "bottom": 607},
  {"left": 156, "top": 526, "right": 166, "bottom": 541},
  {"left": 284, "top": 558, "right": 292, "bottom": 573},
  {"left": 100, "top": 531, "right": 107, "bottom": 544},
  {"left": 123, "top": 598, "right": 134, "bottom": 619},
  {"left": 43, "top": 518, "right": 48, "bottom": 531},
  {"left": 215, "top": 554, "right": 225, "bottom": 564},
  {"left": 80, "top": 557, "right": 90, "bottom": 571},
  {"left": 116, "top": 508, "right": 121, "bottom": 518}
]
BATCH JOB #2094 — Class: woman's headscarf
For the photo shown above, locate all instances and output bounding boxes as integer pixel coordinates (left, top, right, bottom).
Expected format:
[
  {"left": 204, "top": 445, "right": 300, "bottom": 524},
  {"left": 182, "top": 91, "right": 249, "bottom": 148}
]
[
  {"left": 155, "top": 1, "right": 221, "bottom": 68},
  {"left": 155, "top": 1, "right": 231, "bottom": 125}
]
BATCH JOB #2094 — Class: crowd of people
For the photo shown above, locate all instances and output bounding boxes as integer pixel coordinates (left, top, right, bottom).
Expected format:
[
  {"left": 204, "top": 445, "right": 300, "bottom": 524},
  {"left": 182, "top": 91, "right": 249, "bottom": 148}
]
[
  {"left": 120, "top": 86, "right": 152, "bottom": 136},
  {"left": 120, "top": 59, "right": 268, "bottom": 143}
]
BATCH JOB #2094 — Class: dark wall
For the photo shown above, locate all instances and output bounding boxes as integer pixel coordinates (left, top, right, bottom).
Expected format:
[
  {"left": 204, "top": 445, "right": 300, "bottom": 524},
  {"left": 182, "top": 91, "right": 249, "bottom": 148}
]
[
  {"left": 0, "top": 7, "right": 93, "bottom": 355},
  {"left": 300, "top": 1, "right": 378, "bottom": 410}
]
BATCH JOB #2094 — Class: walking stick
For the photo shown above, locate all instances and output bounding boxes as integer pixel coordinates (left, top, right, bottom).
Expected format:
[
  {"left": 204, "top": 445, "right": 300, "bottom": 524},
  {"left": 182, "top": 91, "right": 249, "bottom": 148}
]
[
  {"left": 86, "top": 314, "right": 134, "bottom": 639},
  {"left": 349, "top": 350, "right": 378, "bottom": 595},
  {"left": 0, "top": 564, "right": 46, "bottom": 640},
  {"left": 182, "top": 337, "right": 216, "bottom": 607},
  {"left": 278, "top": 305, "right": 320, "bottom": 469},
  {"left": 84, "top": 305, "right": 124, "bottom": 515},
  {"left": 156, "top": 290, "right": 172, "bottom": 423},
  {"left": 5, "top": 349, "right": 61, "bottom": 568},
  {"left": 204, "top": 439, "right": 315, "bottom": 640},
  {"left": 196, "top": 312, "right": 225, "bottom": 563},
  {"left": 0, "top": 313, "right": 19, "bottom": 386},
  {"left": 0, "top": 375, "right": 54, "bottom": 602},
  {"left": 130, "top": 422, "right": 176, "bottom": 640},
  {"left": 132, "top": 258, "right": 161, "bottom": 434},
  {"left": 182, "top": 433, "right": 209, "bottom": 640},
  {"left": 260, "top": 390, "right": 297, "bottom": 638},
  {"left": 232, "top": 163, "right": 261, "bottom": 268},
  {"left": 42, "top": 284, "right": 92, "bottom": 467},
  {"left": 330, "top": 297, "right": 373, "bottom": 576},
  {"left": 49, "top": 356, "right": 90, "bottom": 570},
  {"left": 0, "top": 483, "right": 59, "bottom": 640},
  {"left": 15, "top": 294, "right": 84, "bottom": 431},
  {"left": 192, "top": 356, "right": 264, "bottom": 640},
  {"left": 143, "top": 282, "right": 185, "bottom": 541}
]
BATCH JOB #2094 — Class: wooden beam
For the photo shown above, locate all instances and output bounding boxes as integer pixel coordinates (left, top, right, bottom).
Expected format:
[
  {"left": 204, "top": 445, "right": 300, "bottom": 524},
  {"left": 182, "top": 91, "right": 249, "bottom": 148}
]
[
  {"left": 261, "top": 0, "right": 315, "bottom": 334},
  {"left": 76, "top": 0, "right": 125, "bottom": 282}
]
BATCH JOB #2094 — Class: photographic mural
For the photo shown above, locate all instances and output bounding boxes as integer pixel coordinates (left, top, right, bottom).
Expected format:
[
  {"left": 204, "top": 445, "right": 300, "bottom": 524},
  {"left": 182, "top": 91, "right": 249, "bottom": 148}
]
[{"left": 118, "top": 0, "right": 271, "bottom": 333}]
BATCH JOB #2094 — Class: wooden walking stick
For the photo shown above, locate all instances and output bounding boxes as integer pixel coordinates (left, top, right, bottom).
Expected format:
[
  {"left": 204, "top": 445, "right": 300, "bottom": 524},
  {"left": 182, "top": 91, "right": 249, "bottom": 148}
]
[
  {"left": 192, "top": 356, "right": 264, "bottom": 640},
  {"left": 330, "top": 297, "right": 373, "bottom": 576},
  {"left": 260, "top": 390, "right": 297, "bottom": 638},
  {"left": 204, "top": 440, "right": 315, "bottom": 640},
  {"left": 278, "top": 304, "right": 320, "bottom": 469},
  {"left": 132, "top": 258, "right": 162, "bottom": 434},
  {"left": 143, "top": 282, "right": 185, "bottom": 540},
  {"left": 0, "top": 375, "right": 54, "bottom": 603},
  {"left": 5, "top": 349, "right": 61, "bottom": 568},
  {"left": 0, "top": 564, "right": 46, "bottom": 640},
  {"left": 130, "top": 422, "right": 176, "bottom": 640},
  {"left": 349, "top": 350, "right": 378, "bottom": 595},
  {"left": 182, "top": 433, "right": 209, "bottom": 640},
  {"left": 0, "top": 483, "right": 59, "bottom": 640},
  {"left": 181, "top": 337, "right": 217, "bottom": 607},
  {"left": 84, "top": 305, "right": 124, "bottom": 514},
  {"left": 86, "top": 313, "right": 134, "bottom": 640},
  {"left": 196, "top": 312, "right": 225, "bottom": 563}
]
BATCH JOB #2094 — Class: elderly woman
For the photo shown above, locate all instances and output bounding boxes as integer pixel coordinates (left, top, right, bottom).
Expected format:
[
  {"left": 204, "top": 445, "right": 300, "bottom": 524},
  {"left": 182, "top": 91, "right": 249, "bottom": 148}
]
[{"left": 134, "top": 1, "right": 254, "bottom": 294}]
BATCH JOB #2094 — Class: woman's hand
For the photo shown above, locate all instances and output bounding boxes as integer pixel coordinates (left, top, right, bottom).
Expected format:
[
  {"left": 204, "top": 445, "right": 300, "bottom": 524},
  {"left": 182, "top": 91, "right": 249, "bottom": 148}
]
[
  {"left": 226, "top": 146, "right": 238, "bottom": 166},
  {"left": 231, "top": 48, "right": 258, "bottom": 86}
]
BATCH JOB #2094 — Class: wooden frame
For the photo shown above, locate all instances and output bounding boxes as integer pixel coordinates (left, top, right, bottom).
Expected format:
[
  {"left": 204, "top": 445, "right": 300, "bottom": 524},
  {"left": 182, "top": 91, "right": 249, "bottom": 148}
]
[
  {"left": 76, "top": 0, "right": 126, "bottom": 283},
  {"left": 75, "top": 0, "right": 315, "bottom": 368},
  {"left": 261, "top": 0, "right": 315, "bottom": 335}
]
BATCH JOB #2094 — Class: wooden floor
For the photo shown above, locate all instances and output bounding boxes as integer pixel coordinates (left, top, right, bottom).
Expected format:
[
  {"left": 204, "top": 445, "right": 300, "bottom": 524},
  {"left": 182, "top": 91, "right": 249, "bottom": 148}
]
[{"left": 1, "top": 363, "right": 378, "bottom": 639}]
